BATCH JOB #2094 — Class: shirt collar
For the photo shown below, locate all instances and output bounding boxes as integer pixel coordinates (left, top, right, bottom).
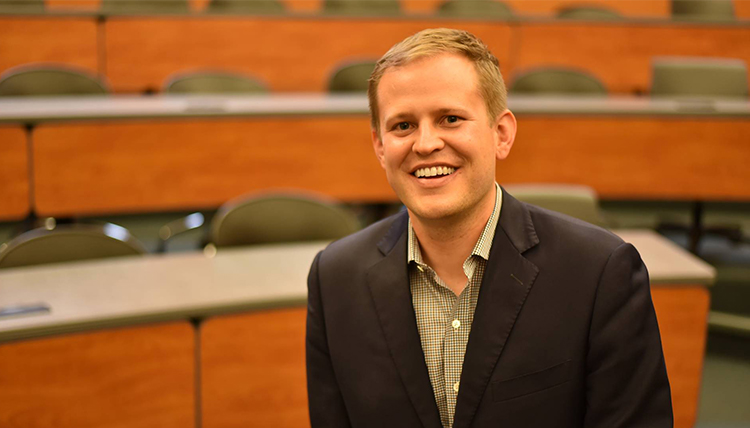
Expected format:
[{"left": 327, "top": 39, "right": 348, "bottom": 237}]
[{"left": 408, "top": 183, "right": 502, "bottom": 265}]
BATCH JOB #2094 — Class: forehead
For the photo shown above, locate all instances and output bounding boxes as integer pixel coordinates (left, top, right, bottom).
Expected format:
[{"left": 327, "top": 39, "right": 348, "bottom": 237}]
[{"left": 377, "top": 53, "right": 482, "bottom": 116}]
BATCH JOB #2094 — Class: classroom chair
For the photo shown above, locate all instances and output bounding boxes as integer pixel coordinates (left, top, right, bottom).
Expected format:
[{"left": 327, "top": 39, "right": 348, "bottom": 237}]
[
  {"left": 0, "top": 65, "right": 108, "bottom": 97},
  {"left": 0, "top": 223, "right": 146, "bottom": 269},
  {"left": 159, "top": 193, "right": 361, "bottom": 250},
  {"left": 322, "top": 0, "right": 400, "bottom": 16},
  {"left": 509, "top": 67, "right": 607, "bottom": 95},
  {"left": 163, "top": 71, "right": 268, "bottom": 94},
  {"left": 671, "top": 0, "right": 734, "bottom": 20},
  {"left": 650, "top": 57, "right": 749, "bottom": 98},
  {"left": 436, "top": 0, "right": 513, "bottom": 19},
  {"left": 504, "top": 184, "right": 606, "bottom": 227},
  {"left": 101, "top": 0, "right": 190, "bottom": 15},
  {"left": 206, "top": 0, "right": 285, "bottom": 14},
  {"left": 328, "top": 61, "right": 376, "bottom": 93},
  {"left": 556, "top": 6, "right": 622, "bottom": 20}
]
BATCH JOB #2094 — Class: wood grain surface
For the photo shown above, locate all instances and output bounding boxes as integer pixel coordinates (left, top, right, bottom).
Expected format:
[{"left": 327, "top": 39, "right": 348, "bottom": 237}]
[
  {"left": 201, "top": 307, "right": 309, "bottom": 428},
  {"left": 502, "top": 116, "right": 750, "bottom": 201},
  {"left": 31, "top": 114, "right": 750, "bottom": 216},
  {"left": 651, "top": 285, "right": 710, "bottom": 428},
  {"left": 0, "top": 17, "right": 99, "bottom": 76},
  {"left": 0, "top": 127, "right": 29, "bottom": 221},
  {"left": 0, "top": 322, "right": 195, "bottom": 428},
  {"left": 103, "top": 18, "right": 513, "bottom": 93},
  {"left": 32, "top": 117, "right": 393, "bottom": 216},
  {"left": 511, "top": 23, "right": 750, "bottom": 95}
]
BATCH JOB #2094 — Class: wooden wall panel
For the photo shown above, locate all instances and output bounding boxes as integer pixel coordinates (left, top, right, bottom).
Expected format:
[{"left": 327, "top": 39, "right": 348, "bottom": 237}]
[
  {"left": 0, "top": 17, "right": 99, "bottom": 76},
  {"left": 735, "top": 0, "right": 750, "bottom": 18},
  {"left": 509, "top": 23, "right": 750, "bottom": 95},
  {"left": 651, "top": 286, "right": 710, "bottom": 428},
  {"left": 201, "top": 307, "right": 308, "bottom": 428},
  {"left": 104, "top": 18, "right": 513, "bottom": 93},
  {"left": 0, "top": 127, "right": 29, "bottom": 221},
  {"left": 500, "top": 117, "right": 750, "bottom": 200},
  {"left": 33, "top": 117, "right": 393, "bottom": 216},
  {"left": 0, "top": 322, "right": 195, "bottom": 428}
]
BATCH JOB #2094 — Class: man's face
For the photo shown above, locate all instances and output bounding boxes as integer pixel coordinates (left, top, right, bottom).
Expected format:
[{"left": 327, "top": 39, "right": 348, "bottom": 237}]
[{"left": 372, "top": 53, "right": 515, "bottom": 223}]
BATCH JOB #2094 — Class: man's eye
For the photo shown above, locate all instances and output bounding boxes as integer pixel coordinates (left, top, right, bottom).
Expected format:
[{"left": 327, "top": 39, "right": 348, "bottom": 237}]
[
  {"left": 445, "top": 115, "right": 460, "bottom": 124},
  {"left": 396, "top": 122, "right": 410, "bottom": 131}
]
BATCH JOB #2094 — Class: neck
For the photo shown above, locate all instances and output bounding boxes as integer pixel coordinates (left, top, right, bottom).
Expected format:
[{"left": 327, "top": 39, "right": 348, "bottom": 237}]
[{"left": 409, "top": 186, "right": 496, "bottom": 293}]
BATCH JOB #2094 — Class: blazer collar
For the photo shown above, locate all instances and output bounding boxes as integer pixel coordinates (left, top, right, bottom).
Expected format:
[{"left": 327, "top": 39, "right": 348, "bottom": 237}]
[{"left": 367, "top": 189, "right": 540, "bottom": 428}]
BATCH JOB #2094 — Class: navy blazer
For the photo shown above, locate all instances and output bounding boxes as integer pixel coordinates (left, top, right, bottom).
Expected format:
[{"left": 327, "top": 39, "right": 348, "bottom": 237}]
[{"left": 306, "top": 188, "right": 672, "bottom": 428}]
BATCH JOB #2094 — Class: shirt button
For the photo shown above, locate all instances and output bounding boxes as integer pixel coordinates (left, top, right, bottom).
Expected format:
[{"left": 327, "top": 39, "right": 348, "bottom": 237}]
[
  {"left": 453, "top": 381, "right": 460, "bottom": 393},
  {"left": 452, "top": 319, "right": 461, "bottom": 329}
]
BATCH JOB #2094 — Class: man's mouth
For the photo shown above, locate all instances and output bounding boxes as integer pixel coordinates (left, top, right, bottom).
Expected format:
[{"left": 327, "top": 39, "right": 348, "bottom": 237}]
[{"left": 413, "top": 166, "right": 457, "bottom": 178}]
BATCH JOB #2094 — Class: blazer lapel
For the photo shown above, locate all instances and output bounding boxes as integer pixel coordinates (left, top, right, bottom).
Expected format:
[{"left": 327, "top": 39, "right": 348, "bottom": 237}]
[
  {"left": 453, "top": 189, "right": 541, "bottom": 428},
  {"left": 365, "top": 212, "right": 443, "bottom": 428}
]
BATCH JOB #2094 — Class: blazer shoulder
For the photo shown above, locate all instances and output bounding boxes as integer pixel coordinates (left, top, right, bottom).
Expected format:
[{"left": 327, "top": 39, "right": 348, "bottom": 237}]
[
  {"left": 524, "top": 202, "right": 625, "bottom": 257},
  {"left": 318, "top": 211, "right": 405, "bottom": 270}
]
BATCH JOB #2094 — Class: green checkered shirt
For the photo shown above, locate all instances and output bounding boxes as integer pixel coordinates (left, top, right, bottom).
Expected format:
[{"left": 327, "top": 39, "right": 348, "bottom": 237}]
[{"left": 407, "top": 183, "right": 502, "bottom": 428}]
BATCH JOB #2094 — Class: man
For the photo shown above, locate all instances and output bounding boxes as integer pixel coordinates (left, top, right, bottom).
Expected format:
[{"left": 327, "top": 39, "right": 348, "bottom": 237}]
[{"left": 306, "top": 28, "right": 672, "bottom": 428}]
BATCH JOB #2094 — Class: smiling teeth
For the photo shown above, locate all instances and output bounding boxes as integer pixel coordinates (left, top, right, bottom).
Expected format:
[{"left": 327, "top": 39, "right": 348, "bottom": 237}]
[{"left": 414, "top": 166, "right": 456, "bottom": 178}]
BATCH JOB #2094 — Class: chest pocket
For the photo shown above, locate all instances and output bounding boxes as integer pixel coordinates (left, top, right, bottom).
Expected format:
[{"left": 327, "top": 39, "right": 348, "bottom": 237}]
[{"left": 491, "top": 359, "right": 572, "bottom": 402}]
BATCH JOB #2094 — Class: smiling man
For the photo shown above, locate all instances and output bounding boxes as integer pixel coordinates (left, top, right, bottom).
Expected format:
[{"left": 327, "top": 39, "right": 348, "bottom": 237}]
[{"left": 306, "top": 28, "right": 672, "bottom": 428}]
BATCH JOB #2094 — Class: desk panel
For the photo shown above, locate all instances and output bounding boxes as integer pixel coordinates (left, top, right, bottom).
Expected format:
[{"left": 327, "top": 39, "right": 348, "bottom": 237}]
[
  {"left": 502, "top": 116, "right": 750, "bottom": 200},
  {"left": 0, "top": 322, "right": 195, "bottom": 428},
  {"left": 104, "top": 18, "right": 513, "bottom": 93},
  {"left": 0, "top": 127, "right": 29, "bottom": 221},
  {"left": 651, "top": 286, "right": 710, "bottom": 428},
  {"left": 511, "top": 23, "right": 750, "bottom": 95},
  {"left": 0, "top": 17, "right": 99, "bottom": 76},
  {"left": 33, "top": 117, "right": 392, "bottom": 216},
  {"left": 201, "top": 307, "right": 308, "bottom": 428}
]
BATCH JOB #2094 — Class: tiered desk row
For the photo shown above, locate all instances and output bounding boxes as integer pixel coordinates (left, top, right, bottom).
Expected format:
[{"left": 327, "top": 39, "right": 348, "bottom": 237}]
[
  {"left": 0, "top": 232, "right": 716, "bottom": 428},
  {"left": 0, "top": 94, "right": 748, "bottom": 220},
  {"left": 1, "top": 13, "right": 750, "bottom": 221}
]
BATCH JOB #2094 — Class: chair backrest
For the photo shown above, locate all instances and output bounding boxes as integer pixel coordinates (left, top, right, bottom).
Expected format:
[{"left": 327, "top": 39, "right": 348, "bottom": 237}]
[
  {"left": 556, "top": 6, "right": 621, "bottom": 20},
  {"left": 164, "top": 71, "right": 268, "bottom": 94},
  {"left": 437, "top": 0, "right": 513, "bottom": 19},
  {"left": 101, "top": 0, "right": 190, "bottom": 14},
  {"left": 0, "top": 65, "right": 108, "bottom": 97},
  {"left": 0, "top": 0, "right": 45, "bottom": 12},
  {"left": 505, "top": 184, "right": 605, "bottom": 227},
  {"left": 323, "top": 0, "right": 400, "bottom": 16},
  {"left": 206, "top": 0, "right": 285, "bottom": 14},
  {"left": 0, "top": 224, "right": 146, "bottom": 269},
  {"left": 328, "top": 61, "right": 376, "bottom": 93},
  {"left": 510, "top": 67, "right": 607, "bottom": 96},
  {"left": 671, "top": 0, "right": 734, "bottom": 20},
  {"left": 210, "top": 194, "right": 361, "bottom": 247},
  {"left": 650, "top": 57, "right": 749, "bottom": 98}
]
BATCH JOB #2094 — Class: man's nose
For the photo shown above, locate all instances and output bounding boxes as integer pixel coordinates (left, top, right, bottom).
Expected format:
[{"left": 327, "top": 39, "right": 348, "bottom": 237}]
[{"left": 412, "top": 125, "right": 444, "bottom": 155}]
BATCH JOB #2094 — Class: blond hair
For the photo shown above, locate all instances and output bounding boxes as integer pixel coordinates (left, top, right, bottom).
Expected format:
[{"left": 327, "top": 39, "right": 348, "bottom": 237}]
[{"left": 368, "top": 28, "right": 507, "bottom": 135}]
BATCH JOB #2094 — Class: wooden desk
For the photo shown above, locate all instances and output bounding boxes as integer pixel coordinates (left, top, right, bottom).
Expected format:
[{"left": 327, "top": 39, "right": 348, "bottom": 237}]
[
  {"left": 0, "top": 16, "right": 99, "bottom": 77},
  {"left": 512, "top": 21, "right": 750, "bottom": 95},
  {"left": 104, "top": 17, "right": 513, "bottom": 93},
  {"left": 0, "top": 94, "right": 745, "bottom": 216},
  {"left": 0, "top": 232, "right": 714, "bottom": 428},
  {"left": 0, "top": 126, "right": 29, "bottom": 221},
  {"left": 0, "top": 322, "right": 195, "bottom": 428}
]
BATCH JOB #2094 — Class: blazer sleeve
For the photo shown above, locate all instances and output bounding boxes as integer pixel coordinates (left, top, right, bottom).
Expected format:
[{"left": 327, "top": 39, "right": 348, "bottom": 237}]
[
  {"left": 583, "top": 243, "right": 674, "bottom": 428},
  {"left": 306, "top": 251, "right": 352, "bottom": 428}
]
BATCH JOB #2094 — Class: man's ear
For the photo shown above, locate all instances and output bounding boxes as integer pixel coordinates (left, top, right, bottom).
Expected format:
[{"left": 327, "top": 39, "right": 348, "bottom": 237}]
[
  {"left": 494, "top": 109, "right": 517, "bottom": 161},
  {"left": 372, "top": 128, "right": 386, "bottom": 169}
]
